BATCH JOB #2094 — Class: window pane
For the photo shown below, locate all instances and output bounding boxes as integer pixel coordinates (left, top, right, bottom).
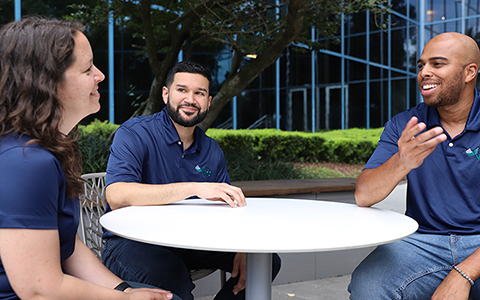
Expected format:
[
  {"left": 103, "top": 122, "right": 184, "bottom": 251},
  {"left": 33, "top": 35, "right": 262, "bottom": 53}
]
[
  {"left": 467, "top": 0, "right": 480, "bottom": 17},
  {"left": 391, "top": 27, "right": 409, "bottom": 70},
  {"left": 369, "top": 31, "right": 388, "bottom": 65},
  {"left": 317, "top": 54, "right": 342, "bottom": 85},
  {"left": 424, "top": 21, "right": 462, "bottom": 42},
  {"left": 348, "top": 83, "right": 367, "bottom": 128},
  {"left": 347, "top": 60, "right": 366, "bottom": 82},
  {"left": 426, "top": 0, "right": 463, "bottom": 22},
  {"left": 346, "top": 34, "right": 367, "bottom": 60},
  {"left": 466, "top": 19, "right": 480, "bottom": 42}
]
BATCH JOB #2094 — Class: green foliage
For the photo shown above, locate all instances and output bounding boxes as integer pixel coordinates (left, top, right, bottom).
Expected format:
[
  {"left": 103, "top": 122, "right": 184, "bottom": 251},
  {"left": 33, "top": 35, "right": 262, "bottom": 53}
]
[
  {"left": 77, "top": 121, "right": 383, "bottom": 180},
  {"left": 206, "top": 129, "right": 258, "bottom": 153},
  {"left": 207, "top": 128, "right": 383, "bottom": 164},
  {"left": 318, "top": 128, "right": 383, "bottom": 163},
  {"left": 78, "top": 119, "right": 119, "bottom": 139},
  {"left": 224, "top": 151, "right": 304, "bottom": 181},
  {"left": 78, "top": 134, "right": 111, "bottom": 174},
  {"left": 77, "top": 120, "right": 119, "bottom": 174},
  {"left": 64, "top": 0, "right": 390, "bottom": 123},
  {"left": 256, "top": 130, "right": 325, "bottom": 162}
]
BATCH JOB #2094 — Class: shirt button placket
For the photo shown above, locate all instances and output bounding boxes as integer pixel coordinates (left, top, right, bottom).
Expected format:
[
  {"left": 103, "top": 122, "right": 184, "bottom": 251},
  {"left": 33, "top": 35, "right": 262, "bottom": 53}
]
[{"left": 178, "top": 141, "right": 185, "bottom": 159}]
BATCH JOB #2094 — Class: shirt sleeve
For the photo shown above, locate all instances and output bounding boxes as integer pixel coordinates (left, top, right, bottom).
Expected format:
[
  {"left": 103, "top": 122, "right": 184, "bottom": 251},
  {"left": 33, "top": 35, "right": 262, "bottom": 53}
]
[
  {"left": 214, "top": 148, "right": 231, "bottom": 184},
  {"left": 364, "top": 119, "right": 402, "bottom": 170},
  {"left": 0, "top": 145, "right": 62, "bottom": 229},
  {"left": 106, "top": 126, "right": 145, "bottom": 186}
]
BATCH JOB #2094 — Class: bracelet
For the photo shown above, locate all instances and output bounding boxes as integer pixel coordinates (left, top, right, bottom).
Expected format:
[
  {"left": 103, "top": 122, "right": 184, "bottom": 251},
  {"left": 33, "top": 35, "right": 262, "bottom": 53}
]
[
  {"left": 114, "top": 281, "right": 132, "bottom": 292},
  {"left": 453, "top": 265, "right": 474, "bottom": 286}
]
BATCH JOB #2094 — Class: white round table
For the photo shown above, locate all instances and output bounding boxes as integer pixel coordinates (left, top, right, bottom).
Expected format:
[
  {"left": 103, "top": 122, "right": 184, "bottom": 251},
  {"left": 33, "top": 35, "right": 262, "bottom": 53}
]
[{"left": 100, "top": 198, "right": 418, "bottom": 299}]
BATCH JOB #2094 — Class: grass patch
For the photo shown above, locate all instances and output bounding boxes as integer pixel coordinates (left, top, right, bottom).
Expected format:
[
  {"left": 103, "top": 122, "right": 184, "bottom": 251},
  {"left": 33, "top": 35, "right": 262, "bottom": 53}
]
[{"left": 298, "top": 166, "right": 349, "bottom": 179}]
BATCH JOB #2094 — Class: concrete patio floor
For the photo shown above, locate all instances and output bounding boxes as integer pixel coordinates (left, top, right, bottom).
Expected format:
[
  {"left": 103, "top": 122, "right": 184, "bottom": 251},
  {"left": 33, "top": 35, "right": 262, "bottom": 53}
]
[{"left": 197, "top": 275, "right": 351, "bottom": 300}]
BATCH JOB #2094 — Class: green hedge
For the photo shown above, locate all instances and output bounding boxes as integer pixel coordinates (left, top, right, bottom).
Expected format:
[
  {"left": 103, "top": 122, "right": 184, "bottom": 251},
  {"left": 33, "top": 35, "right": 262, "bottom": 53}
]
[
  {"left": 77, "top": 120, "right": 119, "bottom": 174},
  {"left": 77, "top": 119, "right": 383, "bottom": 176},
  {"left": 206, "top": 128, "right": 383, "bottom": 164}
]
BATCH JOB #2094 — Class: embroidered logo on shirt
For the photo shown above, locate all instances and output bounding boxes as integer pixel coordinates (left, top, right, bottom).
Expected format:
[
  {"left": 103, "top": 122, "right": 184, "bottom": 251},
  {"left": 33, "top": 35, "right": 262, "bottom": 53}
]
[
  {"left": 466, "top": 148, "right": 480, "bottom": 160},
  {"left": 195, "top": 165, "right": 212, "bottom": 177}
]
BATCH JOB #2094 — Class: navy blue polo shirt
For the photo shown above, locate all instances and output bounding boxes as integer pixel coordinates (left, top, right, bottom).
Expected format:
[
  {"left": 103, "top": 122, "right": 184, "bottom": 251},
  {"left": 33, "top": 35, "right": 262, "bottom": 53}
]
[
  {"left": 103, "top": 108, "right": 230, "bottom": 238},
  {"left": 0, "top": 134, "right": 79, "bottom": 299},
  {"left": 365, "top": 88, "right": 480, "bottom": 235}
]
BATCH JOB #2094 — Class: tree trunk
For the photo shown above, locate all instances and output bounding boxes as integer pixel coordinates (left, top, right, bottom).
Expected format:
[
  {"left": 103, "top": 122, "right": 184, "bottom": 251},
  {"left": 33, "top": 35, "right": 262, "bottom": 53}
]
[
  {"left": 138, "top": 0, "right": 200, "bottom": 116},
  {"left": 199, "top": 0, "right": 307, "bottom": 130}
]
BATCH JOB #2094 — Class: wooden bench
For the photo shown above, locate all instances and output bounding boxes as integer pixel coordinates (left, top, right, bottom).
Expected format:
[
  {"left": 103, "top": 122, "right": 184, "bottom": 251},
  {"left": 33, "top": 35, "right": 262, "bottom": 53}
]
[{"left": 231, "top": 178, "right": 356, "bottom": 197}]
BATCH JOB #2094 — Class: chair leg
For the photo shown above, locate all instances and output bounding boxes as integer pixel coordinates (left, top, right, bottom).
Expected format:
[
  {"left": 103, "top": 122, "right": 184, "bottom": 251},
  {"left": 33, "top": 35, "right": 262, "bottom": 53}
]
[{"left": 220, "top": 270, "right": 227, "bottom": 285}]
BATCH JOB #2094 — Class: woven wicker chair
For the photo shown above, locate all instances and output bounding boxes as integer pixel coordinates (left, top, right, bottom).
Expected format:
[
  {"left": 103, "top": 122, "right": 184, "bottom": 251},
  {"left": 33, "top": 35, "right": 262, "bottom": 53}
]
[
  {"left": 78, "top": 172, "right": 108, "bottom": 259},
  {"left": 78, "top": 172, "right": 224, "bottom": 282}
]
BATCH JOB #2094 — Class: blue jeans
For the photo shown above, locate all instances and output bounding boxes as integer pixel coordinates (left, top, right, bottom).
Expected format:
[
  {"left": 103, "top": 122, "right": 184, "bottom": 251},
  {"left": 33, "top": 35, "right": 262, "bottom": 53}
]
[
  {"left": 103, "top": 236, "right": 281, "bottom": 300},
  {"left": 348, "top": 232, "right": 480, "bottom": 299}
]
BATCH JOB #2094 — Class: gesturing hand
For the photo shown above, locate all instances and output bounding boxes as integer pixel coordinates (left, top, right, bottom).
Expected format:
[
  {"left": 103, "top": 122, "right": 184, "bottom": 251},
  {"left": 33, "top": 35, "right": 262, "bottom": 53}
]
[{"left": 397, "top": 117, "right": 447, "bottom": 170}]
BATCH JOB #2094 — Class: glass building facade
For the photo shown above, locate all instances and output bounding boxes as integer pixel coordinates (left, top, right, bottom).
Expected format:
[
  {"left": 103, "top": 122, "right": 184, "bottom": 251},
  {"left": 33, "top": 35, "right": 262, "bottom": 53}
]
[
  {"left": 229, "top": 0, "right": 480, "bottom": 132},
  {"left": 6, "top": 0, "right": 480, "bottom": 130}
]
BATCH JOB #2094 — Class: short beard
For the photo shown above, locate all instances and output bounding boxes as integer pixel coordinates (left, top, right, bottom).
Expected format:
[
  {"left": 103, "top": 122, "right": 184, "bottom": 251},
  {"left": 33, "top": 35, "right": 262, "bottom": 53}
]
[
  {"left": 166, "top": 100, "right": 208, "bottom": 127},
  {"left": 429, "top": 67, "right": 464, "bottom": 108}
]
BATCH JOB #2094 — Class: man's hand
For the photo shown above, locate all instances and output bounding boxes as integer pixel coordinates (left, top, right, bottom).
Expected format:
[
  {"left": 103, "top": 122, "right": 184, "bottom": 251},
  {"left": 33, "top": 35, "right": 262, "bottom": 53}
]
[
  {"left": 431, "top": 269, "right": 471, "bottom": 300},
  {"left": 194, "top": 183, "right": 246, "bottom": 208},
  {"left": 231, "top": 253, "right": 246, "bottom": 295},
  {"left": 397, "top": 117, "right": 447, "bottom": 170},
  {"left": 355, "top": 116, "right": 447, "bottom": 207}
]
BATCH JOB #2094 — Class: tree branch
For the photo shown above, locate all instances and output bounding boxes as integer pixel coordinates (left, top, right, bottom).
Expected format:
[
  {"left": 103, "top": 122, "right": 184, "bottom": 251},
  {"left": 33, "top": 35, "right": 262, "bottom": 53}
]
[{"left": 199, "top": 0, "right": 308, "bottom": 130}]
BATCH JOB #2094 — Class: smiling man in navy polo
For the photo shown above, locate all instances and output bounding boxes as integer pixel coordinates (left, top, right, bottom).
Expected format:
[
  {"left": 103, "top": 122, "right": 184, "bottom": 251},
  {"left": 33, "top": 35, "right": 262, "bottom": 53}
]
[
  {"left": 349, "top": 33, "right": 480, "bottom": 299},
  {"left": 102, "top": 61, "right": 280, "bottom": 300}
]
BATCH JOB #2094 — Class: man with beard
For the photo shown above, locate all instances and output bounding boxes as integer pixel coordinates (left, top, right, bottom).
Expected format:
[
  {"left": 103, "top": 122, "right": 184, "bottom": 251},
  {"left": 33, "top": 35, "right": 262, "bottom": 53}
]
[
  {"left": 102, "top": 61, "right": 281, "bottom": 300},
  {"left": 348, "top": 33, "right": 480, "bottom": 299}
]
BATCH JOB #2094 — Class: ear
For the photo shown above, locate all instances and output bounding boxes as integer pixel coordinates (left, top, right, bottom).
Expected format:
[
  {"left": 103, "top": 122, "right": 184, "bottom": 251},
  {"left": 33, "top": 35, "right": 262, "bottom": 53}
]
[
  {"left": 464, "top": 63, "right": 478, "bottom": 84},
  {"left": 207, "top": 95, "right": 212, "bottom": 109},
  {"left": 162, "top": 86, "right": 169, "bottom": 105}
]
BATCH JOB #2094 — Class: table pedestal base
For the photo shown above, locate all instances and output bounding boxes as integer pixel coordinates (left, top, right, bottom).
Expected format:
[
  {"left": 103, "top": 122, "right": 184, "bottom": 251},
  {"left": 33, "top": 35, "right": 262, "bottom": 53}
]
[{"left": 246, "top": 253, "right": 272, "bottom": 300}]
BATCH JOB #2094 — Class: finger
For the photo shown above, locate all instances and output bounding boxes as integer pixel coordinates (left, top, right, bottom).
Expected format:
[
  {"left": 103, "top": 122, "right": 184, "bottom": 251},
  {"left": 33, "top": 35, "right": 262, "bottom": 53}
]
[
  {"left": 403, "top": 117, "right": 421, "bottom": 135},
  {"left": 409, "top": 127, "right": 446, "bottom": 156},
  {"left": 231, "top": 253, "right": 241, "bottom": 278},
  {"left": 415, "top": 133, "right": 447, "bottom": 156},
  {"left": 415, "top": 126, "right": 445, "bottom": 143},
  {"left": 233, "top": 278, "right": 246, "bottom": 294},
  {"left": 227, "top": 187, "right": 246, "bottom": 207},
  {"left": 406, "top": 116, "right": 419, "bottom": 129},
  {"left": 218, "top": 194, "right": 238, "bottom": 208},
  {"left": 219, "top": 185, "right": 245, "bottom": 208},
  {"left": 205, "top": 195, "right": 238, "bottom": 208},
  {"left": 233, "top": 271, "right": 247, "bottom": 294},
  {"left": 233, "top": 282, "right": 246, "bottom": 295},
  {"left": 402, "top": 118, "right": 427, "bottom": 142}
]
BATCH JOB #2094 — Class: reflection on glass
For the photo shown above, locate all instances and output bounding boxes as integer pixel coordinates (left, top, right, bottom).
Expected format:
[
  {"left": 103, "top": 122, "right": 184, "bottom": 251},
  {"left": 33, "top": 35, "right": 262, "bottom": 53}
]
[
  {"left": 424, "top": 21, "right": 462, "bottom": 41},
  {"left": 426, "top": 0, "right": 463, "bottom": 22},
  {"left": 467, "top": 0, "right": 480, "bottom": 17},
  {"left": 466, "top": 20, "right": 480, "bottom": 42}
]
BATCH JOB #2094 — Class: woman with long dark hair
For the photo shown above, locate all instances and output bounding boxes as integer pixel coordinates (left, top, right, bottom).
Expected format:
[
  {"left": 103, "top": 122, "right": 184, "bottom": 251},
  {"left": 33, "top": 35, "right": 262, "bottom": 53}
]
[{"left": 0, "top": 17, "right": 177, "bottom": 300}]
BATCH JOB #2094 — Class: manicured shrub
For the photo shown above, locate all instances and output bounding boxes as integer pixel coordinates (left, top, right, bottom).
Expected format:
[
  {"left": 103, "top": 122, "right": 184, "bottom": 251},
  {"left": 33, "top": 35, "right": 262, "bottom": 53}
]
[
  {"left": 77, "top": 120, "right": 119, "bottom": 174},
  {"left": 207, "top": 127, "right": 382, "bottom": 164},
  {"left": 77, "top": 120, "right": 384, "bottom": 180}
]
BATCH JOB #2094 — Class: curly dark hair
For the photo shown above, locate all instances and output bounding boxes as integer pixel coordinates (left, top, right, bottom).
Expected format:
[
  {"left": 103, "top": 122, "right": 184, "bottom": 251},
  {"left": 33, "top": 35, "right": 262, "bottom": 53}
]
[{"left": 0, "top": 17, "right": 86, "bottom": 199}]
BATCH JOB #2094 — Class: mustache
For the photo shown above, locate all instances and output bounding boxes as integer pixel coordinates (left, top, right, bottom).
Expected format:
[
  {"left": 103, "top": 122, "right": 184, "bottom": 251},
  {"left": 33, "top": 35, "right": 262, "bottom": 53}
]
[{"left": 178, "top": 103, "right": 201, "bottom": 110}]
